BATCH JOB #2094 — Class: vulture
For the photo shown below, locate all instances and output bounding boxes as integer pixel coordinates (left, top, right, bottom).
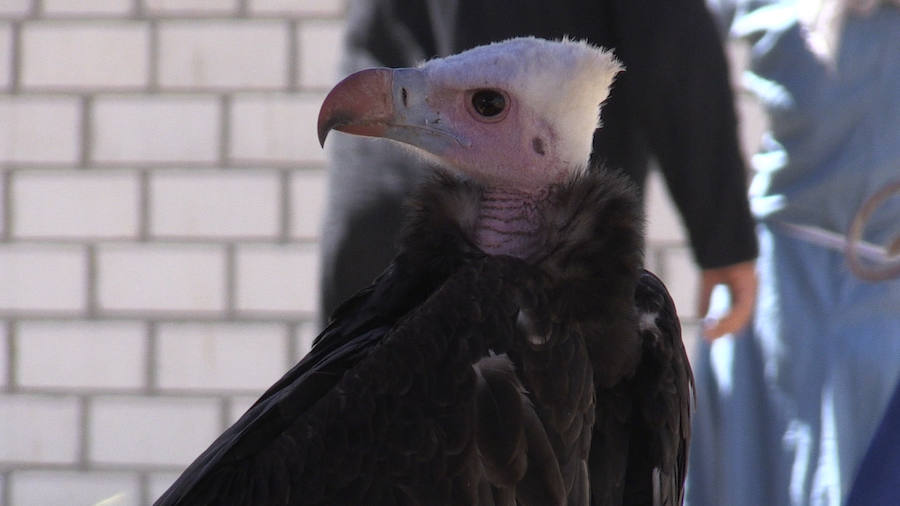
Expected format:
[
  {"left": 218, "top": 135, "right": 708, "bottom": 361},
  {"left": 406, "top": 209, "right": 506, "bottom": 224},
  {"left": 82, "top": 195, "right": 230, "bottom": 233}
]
[{"left": 156, "top": 37, "right": 693, "bottom": 506}]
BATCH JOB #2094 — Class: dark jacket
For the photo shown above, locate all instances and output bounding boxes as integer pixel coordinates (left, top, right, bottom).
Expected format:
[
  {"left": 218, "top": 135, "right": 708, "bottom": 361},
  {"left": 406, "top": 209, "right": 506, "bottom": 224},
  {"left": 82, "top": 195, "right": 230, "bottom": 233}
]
[{"left": 320, "top": 0, "right": 758, "bottom": 319}]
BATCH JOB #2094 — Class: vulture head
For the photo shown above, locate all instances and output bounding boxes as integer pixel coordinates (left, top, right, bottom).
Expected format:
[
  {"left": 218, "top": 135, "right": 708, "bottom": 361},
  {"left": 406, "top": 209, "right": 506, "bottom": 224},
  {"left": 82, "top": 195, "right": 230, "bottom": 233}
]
[{"left": 319, "top": 37, "right": 622, "bottom": 193}]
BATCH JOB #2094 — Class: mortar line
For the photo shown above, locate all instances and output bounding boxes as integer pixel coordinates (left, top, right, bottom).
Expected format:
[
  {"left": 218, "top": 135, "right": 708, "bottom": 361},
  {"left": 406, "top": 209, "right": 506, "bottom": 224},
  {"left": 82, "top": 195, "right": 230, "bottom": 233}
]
[
  {"left": 146, "top": 321, "right": 158, "bottom": 393},
  {"left": 1, "top": 470, "right": 10, "bottom": 506},
  {"left": 279, "top": 169, "right": 291, "bottom": 243},
  {"left": 139, "top": 169, "right": 151, "bottom": 241},
  {"left": 2, "top": 170, "right": 12, "bottom": 242},
  {"left": 285, "top": 322, "right": 299, "bottom": 368},
  {"left": 10, "top": 21, "right": 21, "bottom": 93},
  {"left": 78, "top": 395, "right": 90, "bottom": 469},
  {"left": 86, "top": 244, "right": 98, "bottom": 319},
  {"left": 80, "top": 95, "right": 93, "bottom": 169},
  {"left": 5, "top": 321, "right": 15, "bottom": 391},
  {"left": 219, "top": 94, "right": 231, "bottom": 167},
  {"left": 148, "top": 19, "right": 159, "bottom": 93},
  {"left": 224, "top": 243, "right": 237, "bottom": 319},
  {"left": 219, "top": 396, "right": 231, "bottom": 432},
  {"left": 288, "top": 20, "right": 300, "bottom": 92},
  {"left": 138, "top": 472, "right": 152, "bottom": 506}
]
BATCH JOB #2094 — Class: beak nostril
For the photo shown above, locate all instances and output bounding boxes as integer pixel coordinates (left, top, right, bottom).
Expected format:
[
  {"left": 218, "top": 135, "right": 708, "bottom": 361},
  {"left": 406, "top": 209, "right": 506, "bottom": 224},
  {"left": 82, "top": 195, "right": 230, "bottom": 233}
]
[{"left": 401, "top": 87, "right": 408, "bottom": 107}]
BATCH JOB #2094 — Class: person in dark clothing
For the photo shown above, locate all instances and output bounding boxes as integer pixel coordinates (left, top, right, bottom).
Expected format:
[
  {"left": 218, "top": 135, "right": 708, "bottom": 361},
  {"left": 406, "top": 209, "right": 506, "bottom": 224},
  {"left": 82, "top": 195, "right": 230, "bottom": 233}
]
[{"left": 319, "top": 0, "right": 758, "bottom": 337}]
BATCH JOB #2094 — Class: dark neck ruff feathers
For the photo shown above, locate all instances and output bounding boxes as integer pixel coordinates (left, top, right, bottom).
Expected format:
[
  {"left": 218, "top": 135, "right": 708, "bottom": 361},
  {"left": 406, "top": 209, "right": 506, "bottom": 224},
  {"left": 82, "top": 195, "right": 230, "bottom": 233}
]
[{"left": 402, "top": 169, "right": 645, "bottom": 276}]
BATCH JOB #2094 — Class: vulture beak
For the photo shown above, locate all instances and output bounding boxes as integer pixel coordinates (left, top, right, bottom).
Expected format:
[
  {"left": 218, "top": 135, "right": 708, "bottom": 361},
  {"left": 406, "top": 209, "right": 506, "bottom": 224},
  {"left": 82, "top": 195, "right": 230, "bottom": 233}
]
[{"left": 317, "top": 68, "right": 467, "bottom": 154}]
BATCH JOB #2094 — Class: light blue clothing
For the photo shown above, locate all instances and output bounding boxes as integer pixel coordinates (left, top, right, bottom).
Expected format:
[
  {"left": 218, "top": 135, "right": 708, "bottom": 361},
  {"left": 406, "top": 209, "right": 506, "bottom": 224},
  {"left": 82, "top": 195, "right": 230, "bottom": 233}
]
[{"left": 688, "top": 3, "right": 900, "bottom": 506}]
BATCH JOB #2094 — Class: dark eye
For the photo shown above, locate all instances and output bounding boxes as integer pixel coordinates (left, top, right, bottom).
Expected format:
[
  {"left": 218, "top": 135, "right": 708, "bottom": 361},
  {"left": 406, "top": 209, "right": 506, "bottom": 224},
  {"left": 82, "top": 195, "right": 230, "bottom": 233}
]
[{"left": 471, "top": 89, "right": 506, "bottom": 117}]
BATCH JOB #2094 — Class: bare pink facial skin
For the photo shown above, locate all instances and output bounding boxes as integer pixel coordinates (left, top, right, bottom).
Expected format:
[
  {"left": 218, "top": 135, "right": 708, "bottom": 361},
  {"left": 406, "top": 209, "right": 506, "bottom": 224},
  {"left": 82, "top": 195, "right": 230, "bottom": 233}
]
[{"left": 318, "top": 37, "right": 623, "bottom": 256}]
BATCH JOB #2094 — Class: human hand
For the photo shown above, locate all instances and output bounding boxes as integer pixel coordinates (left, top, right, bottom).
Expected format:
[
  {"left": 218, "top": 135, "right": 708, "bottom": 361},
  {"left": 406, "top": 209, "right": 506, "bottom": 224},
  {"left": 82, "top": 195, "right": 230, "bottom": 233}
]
[{"left": 697, "top": 260, "right": 757, "bottom": 340}]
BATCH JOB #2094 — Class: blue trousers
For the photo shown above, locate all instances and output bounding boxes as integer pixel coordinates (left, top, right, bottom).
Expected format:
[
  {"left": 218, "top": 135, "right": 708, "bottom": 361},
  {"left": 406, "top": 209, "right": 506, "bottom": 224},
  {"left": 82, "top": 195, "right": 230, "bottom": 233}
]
[{"left": 686, "top": 224, "right": 900, "bottom": 506}]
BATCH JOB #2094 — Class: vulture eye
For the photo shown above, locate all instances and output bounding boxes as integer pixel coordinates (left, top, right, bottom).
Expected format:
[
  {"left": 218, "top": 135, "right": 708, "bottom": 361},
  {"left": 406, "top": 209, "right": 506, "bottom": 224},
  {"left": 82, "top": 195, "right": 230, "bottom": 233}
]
[{"left": 470, "top": 89, "right": 507, "bottom": 120}]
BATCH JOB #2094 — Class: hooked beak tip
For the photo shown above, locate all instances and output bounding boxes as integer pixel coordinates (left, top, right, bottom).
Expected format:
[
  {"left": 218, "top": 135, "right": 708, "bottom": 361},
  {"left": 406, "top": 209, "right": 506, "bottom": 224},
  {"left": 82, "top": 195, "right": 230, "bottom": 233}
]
[{"left": 317, "top": 67, "right": 396, "bottom": 148}]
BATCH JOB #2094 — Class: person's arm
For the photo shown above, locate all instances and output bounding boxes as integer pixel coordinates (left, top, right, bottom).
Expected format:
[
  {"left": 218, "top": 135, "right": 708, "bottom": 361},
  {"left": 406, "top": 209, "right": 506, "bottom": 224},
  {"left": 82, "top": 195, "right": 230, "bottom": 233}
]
[{"left": 613, "top": 0, "right": 759, "bottom": 338}]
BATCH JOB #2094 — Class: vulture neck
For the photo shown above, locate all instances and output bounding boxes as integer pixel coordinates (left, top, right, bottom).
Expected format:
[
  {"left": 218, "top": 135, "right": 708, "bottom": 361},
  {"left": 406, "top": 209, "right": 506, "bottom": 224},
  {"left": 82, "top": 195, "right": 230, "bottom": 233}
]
[{"left": 475, "top": 186, "right": 547, "bottom": 260}]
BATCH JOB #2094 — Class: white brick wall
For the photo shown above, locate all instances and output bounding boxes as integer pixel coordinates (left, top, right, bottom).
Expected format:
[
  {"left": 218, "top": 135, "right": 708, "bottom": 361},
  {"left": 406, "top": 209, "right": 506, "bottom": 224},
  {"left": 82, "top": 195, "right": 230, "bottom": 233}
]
[
  {"left": 229, "top": 93, "right": 326, "bottom": 164},
  {"left": 155, "top": 322, "right": 287, "bottom": 391},
  {"left": 0, "top": 23, "right": 11, "bottom": 90},
  {"left": 0, "top": 4, "right": 764, "bottom": 503},
  {"left": 248, "top": 0, "right": 346, "bottom": 16},
  {"left": 0, "top": 322, "right": 8, "bottom": 388},
  {"left": 0, "top": 245, "right": 86, "bottom": 313},
  {"left": 42, "top": 0, "right": 133, "bottom": 17},
  {"left": 0, "top": 394, "right": 80, "bottom": 464},
  {"left": 97, "top": 244, "right": 226, "bottom": 314},
  {"left": 9, "top": 471, "right": 140, "bottom": 506},
  {"left": 150, "top": 170, "right": 281, "bottom": 239},
  {"left": 0, "top": 1, "right": 31, "bottom": 17},
  {"left": 235, "top": 244, "right": 319, "bottom": 315},
  {"left": 16, "top": 321, "right": 146, "bottom": 390},
  {"left": 21, "top": 22, "right": 149, "bottom": 89},
  {"left": 159, "top": 21, "right": 289, "bottom": 90},
  {"left": 144, "top": 0, "right": 238, "bottom": 15},
  {"left": 89, "top": 396, "right": 221, "bottom": 466},
  {"left": 298, "top": 20, "right": 344, "bottom": 89},
  {"left": 291, "top": 169, "right": 326, "bottom": 238},
  {"left": 12, "top": 170, "right": 140, "bottom": 239},
  {"left": 92, "top": 95, "right": 221, "bottom": 165},
  {"left": 0, "top": 96, "right": 81, "bottom": 165}
]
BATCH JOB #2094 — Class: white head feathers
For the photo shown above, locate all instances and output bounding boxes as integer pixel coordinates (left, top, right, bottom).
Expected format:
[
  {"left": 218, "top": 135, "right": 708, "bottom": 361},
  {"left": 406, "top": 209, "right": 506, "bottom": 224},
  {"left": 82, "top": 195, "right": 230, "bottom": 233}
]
[{"left": 422, "top": 37, "right": 623, "bottom": 171}]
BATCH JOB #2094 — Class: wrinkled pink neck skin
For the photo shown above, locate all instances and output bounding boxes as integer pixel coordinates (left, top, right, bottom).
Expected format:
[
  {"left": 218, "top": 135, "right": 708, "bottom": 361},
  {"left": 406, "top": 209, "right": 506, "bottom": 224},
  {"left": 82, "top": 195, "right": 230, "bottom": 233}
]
[{"left": 475, "top": 186, "right": 548, "bottom": 259}]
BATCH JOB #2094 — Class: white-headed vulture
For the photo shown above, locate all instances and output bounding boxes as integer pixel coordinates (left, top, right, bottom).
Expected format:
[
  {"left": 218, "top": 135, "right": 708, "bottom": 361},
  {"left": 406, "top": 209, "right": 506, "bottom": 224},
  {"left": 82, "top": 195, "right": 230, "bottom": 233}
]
[{"left": 156, "top": 37, "right": 693, "bottom": 506}]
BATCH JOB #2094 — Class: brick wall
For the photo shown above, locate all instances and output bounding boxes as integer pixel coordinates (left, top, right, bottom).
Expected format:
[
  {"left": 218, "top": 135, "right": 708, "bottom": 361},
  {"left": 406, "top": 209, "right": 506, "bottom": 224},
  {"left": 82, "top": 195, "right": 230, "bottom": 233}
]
[{"left": 0, "top": 2, "right": 765, "bottom": 504}]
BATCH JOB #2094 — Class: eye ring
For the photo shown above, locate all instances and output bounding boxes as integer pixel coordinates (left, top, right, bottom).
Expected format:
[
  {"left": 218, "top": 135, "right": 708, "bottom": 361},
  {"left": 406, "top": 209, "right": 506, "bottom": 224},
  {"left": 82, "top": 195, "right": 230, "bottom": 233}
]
[{"left": 467, "top": 89, "right": 509, "bottom": 122}]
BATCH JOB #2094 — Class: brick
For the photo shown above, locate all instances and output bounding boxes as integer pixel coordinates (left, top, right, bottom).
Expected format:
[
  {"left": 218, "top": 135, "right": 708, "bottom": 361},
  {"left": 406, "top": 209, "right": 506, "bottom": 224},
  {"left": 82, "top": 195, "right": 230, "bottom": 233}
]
[
  {"left": 228, "top": 395, "right": 258, "bottom": 425},
  {"left": 147, "top": 472, "right": 181, "bottom": 504},
  {"left": 294, "top": 322, "right": 317, "bottom": 362},
  {"left": 144, "top": 0, "right": 238, "bottom": 14},
  {"left": 0, "top": 1, "right": 31, "bottom": 17},
  {"left": 17, "top": 321, "right": 146, "bottom": 390},
  {"left": 645, "top": 169, "right": 688, "bottom": 244},
  {"left": 236, "top": 244, "right": 319, "bottom": 314},
  {"left": 0, "top": 245, "right": 86, "bottom": 313},
  {"left": 229, "top": 93, "right": 326, "bottom": 164},
  {"left": 0, "top": 23, "right": 11, "bottom": 89},
  {"left": 10, "top": 471, "right": 140, "bottom": 506},
  {"left": 0, "top": 96, "right": 81, "bottom": 165},
  {"left": 0, "top": 394, "right": 80, "bottom": 463},
  {"left": 248, "top": 0, "right": 345, "bottom": 16},
  {"left": 150, "top": 170, "right": 280, "bottom": 239},
  {"left": 156, "top": 322, "right": 287, "bottom": 391},
  {"left": 13, "top": 170, "right": 140, "bottom": 239},
  {"left": 21, "top": 22, "right": 149, "bottom": 89},
  {"left": 660, "top": 246, "right": 700, "bottom": 320},
  {"left": 159, "top": 21, "right": 288, "bottom": 89},
  {"left": 97, "top": 244, "right": 226, "bottom": 313},
  {"left": 91, "top": 95, "right": 220, "bottom": 165},
  {"left": 42, "top": 0, "right": 132, "bottom": 16},
  {"left": 89, "top": 396, "right": 220, "bottom": 466},
  {"left": 290, "top": 169, "right": 325, "bottom": 239},
  {"left": 298, "top": 20, "right": 343, "bottom": 89}
]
